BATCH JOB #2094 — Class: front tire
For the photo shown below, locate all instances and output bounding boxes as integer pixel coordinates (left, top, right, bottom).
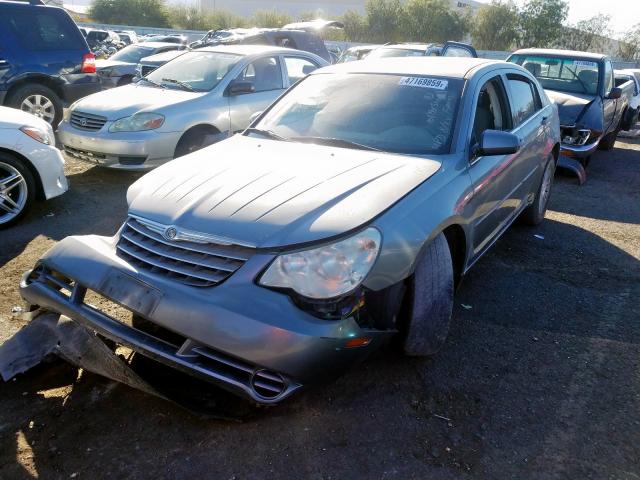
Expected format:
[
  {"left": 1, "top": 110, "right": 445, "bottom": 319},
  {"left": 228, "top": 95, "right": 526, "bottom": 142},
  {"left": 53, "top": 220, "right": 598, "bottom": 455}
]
[
  {"left": 402, "top": 233, "right": 454, "bottom": 357},
  {"left": 521, "top": 155, "right": 555, "bottom": 226},
  {"left": 8, "top": 83, "right": 63, "bottom": 127},
  {"left": 0, "top": 153, "right": 36, "bottom": 229}
]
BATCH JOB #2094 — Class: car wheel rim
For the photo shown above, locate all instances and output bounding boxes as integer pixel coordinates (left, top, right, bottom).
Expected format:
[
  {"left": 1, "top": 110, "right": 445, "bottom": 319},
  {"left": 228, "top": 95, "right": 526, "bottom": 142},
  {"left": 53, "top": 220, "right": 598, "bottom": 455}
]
[
  {"left": 0, "top": 162, "right": 28, "bottom": 223},
  {"left": 538, "top": 160, "right": 554, "bottom": 215},
  {"left": 20, "top": 94, "right": 56, "bottom": 123}
]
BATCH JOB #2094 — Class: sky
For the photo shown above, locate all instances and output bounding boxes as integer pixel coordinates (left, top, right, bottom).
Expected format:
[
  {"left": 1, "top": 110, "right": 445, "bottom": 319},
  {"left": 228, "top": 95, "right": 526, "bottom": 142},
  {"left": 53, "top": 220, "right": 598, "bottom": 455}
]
[{"left": 491, "top": 0, "right": 640, "bottom": 39}]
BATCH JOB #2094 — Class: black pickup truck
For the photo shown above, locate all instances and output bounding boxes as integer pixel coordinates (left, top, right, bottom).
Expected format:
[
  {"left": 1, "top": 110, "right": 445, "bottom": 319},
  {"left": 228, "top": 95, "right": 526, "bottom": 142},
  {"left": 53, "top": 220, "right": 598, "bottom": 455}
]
[{"left": 507, "top": 49, "right": 635, "bottom": 171}]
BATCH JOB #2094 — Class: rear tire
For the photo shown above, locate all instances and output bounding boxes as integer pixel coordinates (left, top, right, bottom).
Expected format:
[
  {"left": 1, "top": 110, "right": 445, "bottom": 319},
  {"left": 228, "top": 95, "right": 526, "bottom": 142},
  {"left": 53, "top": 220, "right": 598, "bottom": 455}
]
[
  {"left": 521, "top": 155, "right": 555, "bottom": 226},
  {"left": 7, "top": 83, "right": 63, "bottom": 127},
  {"left": 0, "top": 153, "right": 36, "bottom": 229},
  {"left": 402, "top": 233, "right": 454, "bottom": 357}
]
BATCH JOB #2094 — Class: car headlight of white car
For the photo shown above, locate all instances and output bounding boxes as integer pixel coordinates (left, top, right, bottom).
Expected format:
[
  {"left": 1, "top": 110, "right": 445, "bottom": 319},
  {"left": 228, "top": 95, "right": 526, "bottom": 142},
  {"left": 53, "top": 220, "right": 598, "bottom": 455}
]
[
  {"left": 260, "top": 228, "right": 381, "bottom": 299},
  {"left": 19, "top": 125, "right": 54, "bottom": 145},
  {"left": 109, "top": 113, "right": 165, "bottom": 132}
]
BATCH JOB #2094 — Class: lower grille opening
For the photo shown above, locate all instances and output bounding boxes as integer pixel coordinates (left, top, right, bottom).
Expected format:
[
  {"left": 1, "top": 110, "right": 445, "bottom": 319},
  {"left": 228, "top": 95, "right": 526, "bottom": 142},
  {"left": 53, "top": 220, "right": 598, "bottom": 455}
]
[
  {"left": 251, "top": 370, "right": 286, "bottom": 399},
  {"left": 118, "top": 156, "right": 147, "bottom": 166}
]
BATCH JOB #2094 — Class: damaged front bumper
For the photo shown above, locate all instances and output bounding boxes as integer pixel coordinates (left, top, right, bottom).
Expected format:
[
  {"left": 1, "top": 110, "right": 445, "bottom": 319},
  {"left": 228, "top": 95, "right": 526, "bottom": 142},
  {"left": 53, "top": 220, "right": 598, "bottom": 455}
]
[{"left": 18, "top": 234, "right": 391, "bottom": 405}]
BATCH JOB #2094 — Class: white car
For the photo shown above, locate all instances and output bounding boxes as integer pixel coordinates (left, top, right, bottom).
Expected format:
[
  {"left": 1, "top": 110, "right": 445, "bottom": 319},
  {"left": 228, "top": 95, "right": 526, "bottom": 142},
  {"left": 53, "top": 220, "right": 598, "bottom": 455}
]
[
  {"left": 616, "top": 69, "right": 640, "bottom": 128},
  {"left": 0, "top": 106, "right": 68, "bottom": 228}
]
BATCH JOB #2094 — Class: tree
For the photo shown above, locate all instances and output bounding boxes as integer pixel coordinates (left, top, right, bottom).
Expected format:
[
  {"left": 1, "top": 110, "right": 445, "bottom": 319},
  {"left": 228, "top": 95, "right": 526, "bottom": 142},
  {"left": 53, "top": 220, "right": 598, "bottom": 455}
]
[
  {"left": 619, "top": 23, "right": 640, "bottom": 60},
  {"left": 168, "top": 5, "right": 245, "bottom": 31},
  {"left": 88, "top": 0, "right": 171, "bottom": 27},
  {"left": 341, "top": 10, "right": 368, "bottom": 42},
  {"left": 404, "top": 0, "right": 468, "bottom": 43},
  {"left": 365, "top": 0, "right": 404, "bottom": 43},
  {"left": 561, "top": 14, "right": 612, "bottom": 52},
  {"left": 249, "top": 10, "right": 293, "bottom": 28},
  {"left": 472, "top": 1, "right": 520, "bottom": 51},
  {"left": 518, "top": 0, "right": 569, "bottom": 48}
]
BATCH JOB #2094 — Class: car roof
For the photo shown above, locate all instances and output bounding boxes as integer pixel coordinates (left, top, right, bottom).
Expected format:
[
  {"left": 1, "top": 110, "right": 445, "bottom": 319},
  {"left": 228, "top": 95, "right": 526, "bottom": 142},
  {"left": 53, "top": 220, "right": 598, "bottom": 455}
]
[
  {"left": 378, "top": 43, "right": 431, "bottom": 51},
  {"left": 197, "top": 44, "right": 316, "bottom": 56},
  {"left": 315, "top": 57, "right": 500, "bottom": 79},
  {"left": 512, "top": 48, "right": 607, "bottom": 61},
  {"left": 135, "top": 42, "right": 180, "bottom": 49}
]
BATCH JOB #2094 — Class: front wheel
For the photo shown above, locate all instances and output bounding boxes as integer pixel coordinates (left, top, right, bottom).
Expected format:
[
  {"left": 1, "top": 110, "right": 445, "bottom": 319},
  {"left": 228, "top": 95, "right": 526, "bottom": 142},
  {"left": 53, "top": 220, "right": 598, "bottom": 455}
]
[
  {"left": 521, "top": 156, "right": 555, "bottom": 226},
  {"left": 402, "top": 233, "right": 454, "bottom": 357},
  {"left": 8, "top": 83, "right": 63, "bottom": 127},
  {"left": 0, "top": 153, "right": 36, "bottom": 229}
]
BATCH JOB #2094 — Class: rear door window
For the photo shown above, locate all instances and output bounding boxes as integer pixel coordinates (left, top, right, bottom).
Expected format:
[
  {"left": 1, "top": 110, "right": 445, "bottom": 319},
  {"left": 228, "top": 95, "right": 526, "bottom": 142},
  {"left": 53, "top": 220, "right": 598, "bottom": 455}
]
[
  {"left": 283, "top": 56, "right": 318, "bottom": 84},
  {"left": 2, "top": 9, "right": 82, "bottom": 50}
]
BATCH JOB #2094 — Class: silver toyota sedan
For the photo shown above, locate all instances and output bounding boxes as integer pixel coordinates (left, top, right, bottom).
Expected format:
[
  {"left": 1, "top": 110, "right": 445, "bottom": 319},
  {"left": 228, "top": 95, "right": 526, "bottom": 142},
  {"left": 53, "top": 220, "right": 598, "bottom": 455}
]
[
  {"left": 21, "top": 58, "right": 560, "bottom": 404},
  {"left": 58, "top": 45, "right": 328, "bottom": 170}
]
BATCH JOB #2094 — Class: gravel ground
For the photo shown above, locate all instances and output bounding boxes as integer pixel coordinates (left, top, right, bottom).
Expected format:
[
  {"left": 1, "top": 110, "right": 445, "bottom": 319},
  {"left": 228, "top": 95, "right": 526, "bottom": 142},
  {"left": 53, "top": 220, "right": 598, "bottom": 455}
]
[{"left": 0, "top": 136, "right": 638, "bottom": 479}]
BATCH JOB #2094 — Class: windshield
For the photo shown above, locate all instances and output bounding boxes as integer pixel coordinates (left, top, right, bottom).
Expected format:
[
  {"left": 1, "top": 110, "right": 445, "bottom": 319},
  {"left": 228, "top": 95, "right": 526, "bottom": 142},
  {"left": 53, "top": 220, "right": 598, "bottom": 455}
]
[
  {"left": 110, "top": 45, "right": 155, "bottom": 63},
  {"left": 367, "top": 48, "right": 426, "bottom": 59},
  {"left": 146, "top": 51, "right": 241, "bottom": 92},
  {"left": 509, "top": 54, "right": 601, "bottom": 95},
  {"left": 254, "top": 73, "right": 463, "bottom": 155}
]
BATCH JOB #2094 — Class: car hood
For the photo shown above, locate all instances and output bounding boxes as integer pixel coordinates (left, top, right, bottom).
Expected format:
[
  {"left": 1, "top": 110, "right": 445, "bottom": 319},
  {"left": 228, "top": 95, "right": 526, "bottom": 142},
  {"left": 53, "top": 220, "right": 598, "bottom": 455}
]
[
  {"left": 127, "top": 135, "right": 442, "bottom": 248},
  {"left": 70, "top": 84, "right": 203, "bottom": 120},
  {"left": 545, "top": 90, "right": 596, "bottom": 125},
  {"left": 96, "top": 59, "right": 133, "bottom": 69},
  {"left": 0, "top": 106, "right": 51, "bottom": 130}
]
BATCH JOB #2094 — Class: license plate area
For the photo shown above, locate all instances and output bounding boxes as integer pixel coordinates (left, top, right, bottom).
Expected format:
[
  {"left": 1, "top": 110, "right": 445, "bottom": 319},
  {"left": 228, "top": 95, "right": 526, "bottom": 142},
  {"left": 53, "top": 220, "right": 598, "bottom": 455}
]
[{"left": 98, "top": 270, "right": 161, "bottom": 318}]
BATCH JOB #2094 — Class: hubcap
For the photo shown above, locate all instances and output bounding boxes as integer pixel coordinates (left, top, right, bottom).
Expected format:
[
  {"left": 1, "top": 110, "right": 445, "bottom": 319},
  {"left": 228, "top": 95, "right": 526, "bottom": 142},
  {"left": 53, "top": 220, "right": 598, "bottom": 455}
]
[
  {"left": 20, "top": 94, "right": 56, "bottom": 123},
  {"left": 538, "top": 159, "right": 554, "bottom": 215},
  {"left": 0, "top": 162, "right": 28, "bottom": 224}
]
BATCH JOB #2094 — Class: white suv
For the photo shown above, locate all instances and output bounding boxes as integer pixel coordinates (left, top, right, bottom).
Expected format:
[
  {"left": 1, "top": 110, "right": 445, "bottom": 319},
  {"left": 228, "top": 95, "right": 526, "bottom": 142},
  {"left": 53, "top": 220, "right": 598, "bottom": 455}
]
[{"left": 0, "top": 106, "right": 68, "bottom": 228}]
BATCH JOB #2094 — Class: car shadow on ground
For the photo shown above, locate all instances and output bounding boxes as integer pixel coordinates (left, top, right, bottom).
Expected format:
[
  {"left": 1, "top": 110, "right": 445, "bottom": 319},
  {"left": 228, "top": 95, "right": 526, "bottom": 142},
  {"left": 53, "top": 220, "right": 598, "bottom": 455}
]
[
  {"left": 0, "top": 215, "right": 638, "bottom": 478},
  {"left": 0, "top": 165, "right": 142, "bottom": 270}
]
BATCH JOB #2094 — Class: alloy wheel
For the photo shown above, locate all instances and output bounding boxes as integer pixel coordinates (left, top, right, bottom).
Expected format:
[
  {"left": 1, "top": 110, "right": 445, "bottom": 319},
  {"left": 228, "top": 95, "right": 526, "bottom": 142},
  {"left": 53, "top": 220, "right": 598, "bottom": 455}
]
[
  {"left": 20, "top": 94, "right": 56, "bottom": 124},
  {"left": 0, "top": 162, "right": 28, "bottom": 224},
  {"left": 538, "top": 159, "right": 554, "bottom": 216}
]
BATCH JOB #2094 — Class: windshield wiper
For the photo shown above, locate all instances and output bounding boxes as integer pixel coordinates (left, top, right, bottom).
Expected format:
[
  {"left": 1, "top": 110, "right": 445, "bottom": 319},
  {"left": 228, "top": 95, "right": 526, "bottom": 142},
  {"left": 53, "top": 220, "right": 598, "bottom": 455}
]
[
  {"left": 244, "top": 128, "right": 289, "bottom": 141},
  {"left": 161, "top": 78, "right": 195, "bottom": 92},
  {"left": 565, "top": 68, "right": 590, "bottom": 94},
  {"left": 290, "top": 136, "right": 381, "bottom": 151},
  {"left": 138, "top": 77, "right": 165, "bottom": 89}
]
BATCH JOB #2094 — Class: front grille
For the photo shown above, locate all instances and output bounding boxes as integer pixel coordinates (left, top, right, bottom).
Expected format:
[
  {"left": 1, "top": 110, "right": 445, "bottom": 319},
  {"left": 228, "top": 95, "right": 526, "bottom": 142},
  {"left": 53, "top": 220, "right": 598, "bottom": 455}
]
[
  {"left": 70, "top": 111, "right": 107, "bottom": 131},
  {"left": 140, "top": 65, "right": 156, "bottom": 76},
  {"left": 63, "top": 145, "right": 106, "bottom": 163},
  {"left": 116, "top": 217, "right": 253, "bottom": 287}
]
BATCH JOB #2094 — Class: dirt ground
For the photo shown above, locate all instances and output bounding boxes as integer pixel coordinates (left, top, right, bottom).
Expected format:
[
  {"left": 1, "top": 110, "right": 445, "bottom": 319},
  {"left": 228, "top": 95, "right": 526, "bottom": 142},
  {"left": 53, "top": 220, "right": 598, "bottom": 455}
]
[{"left": 0, "top": 136, "right": 639, "bottom": 479}]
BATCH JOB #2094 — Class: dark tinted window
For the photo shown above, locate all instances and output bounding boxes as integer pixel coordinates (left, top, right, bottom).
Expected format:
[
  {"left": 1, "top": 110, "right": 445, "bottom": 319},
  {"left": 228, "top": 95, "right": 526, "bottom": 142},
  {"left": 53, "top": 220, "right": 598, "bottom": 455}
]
[
  {"left": 2, "top": 9, "right": 81, "bottom": 50},
  {"left": 507, "top": 77, "right": 538, "bottom": 126}
]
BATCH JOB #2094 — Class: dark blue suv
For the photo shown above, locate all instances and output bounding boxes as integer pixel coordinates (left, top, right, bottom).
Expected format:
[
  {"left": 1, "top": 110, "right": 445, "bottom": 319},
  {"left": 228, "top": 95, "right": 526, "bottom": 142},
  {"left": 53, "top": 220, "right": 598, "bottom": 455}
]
[{"left": 0, "top": 0, "right": 100, "bottom": 127}]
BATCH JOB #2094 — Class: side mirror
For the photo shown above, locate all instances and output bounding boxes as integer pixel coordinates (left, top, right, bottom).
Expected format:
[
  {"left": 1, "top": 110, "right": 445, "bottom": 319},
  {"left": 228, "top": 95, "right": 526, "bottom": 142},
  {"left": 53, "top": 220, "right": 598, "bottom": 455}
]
[
  {"left": 476, "top": 130, "right": 520, "bottom": 157},
  {"left": 249, "top": 111, "right": 263, "bottom": 124},
  {"left": 227, "top": 80, "right": 255, "bottom": 96},
  {"left": 607, "top": 87, "right": 622, "bottom": 99}
]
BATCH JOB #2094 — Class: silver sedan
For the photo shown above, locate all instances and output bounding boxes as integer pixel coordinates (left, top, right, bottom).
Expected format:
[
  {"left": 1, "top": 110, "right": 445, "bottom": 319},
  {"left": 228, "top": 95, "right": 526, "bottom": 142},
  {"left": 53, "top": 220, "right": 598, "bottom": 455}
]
[{"left": 58, "top": 45, "right": 327, "bottom": 170}]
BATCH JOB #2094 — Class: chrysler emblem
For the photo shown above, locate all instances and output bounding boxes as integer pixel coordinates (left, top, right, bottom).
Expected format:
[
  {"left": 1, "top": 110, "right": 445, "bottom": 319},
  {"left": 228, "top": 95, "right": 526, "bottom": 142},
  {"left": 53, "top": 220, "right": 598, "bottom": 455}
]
[
  {"left": 164, "top": 227, "right": 178, "bottom": 240},
  {"left": 80, "top": 118, "right": 88, "bottom": 127}
]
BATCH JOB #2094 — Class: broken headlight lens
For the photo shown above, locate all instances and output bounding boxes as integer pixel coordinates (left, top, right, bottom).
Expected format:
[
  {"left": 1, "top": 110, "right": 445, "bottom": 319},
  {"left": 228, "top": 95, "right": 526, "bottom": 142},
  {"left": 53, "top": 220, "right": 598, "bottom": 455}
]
[
  {"left": 561, "top": 127, "right": 591, "bottom": 146},
  {"left": 260, "top": 228, "right": 381, "bottom": 300}
]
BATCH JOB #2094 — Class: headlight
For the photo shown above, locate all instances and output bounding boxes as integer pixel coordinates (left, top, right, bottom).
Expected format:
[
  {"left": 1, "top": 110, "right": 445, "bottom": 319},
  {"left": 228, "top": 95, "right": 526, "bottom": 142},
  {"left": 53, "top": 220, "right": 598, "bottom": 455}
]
[
  {"left": 561, "top": 126, "right": 591, "bottom": 146},
  {"left": 259, "top": 228, "right": 381, "bottom": 299},
  {"left": 109, "top": 113, "right": 165, "bottom": 132},
  {"left": 20, "top": 125, "right": 54, "bottom": 145}
]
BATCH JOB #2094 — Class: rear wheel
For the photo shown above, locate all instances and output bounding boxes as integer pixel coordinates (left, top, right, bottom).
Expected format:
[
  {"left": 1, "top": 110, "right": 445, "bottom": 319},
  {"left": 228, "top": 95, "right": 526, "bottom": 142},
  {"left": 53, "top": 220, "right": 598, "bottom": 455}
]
[
  {"left": 0, "top": 153, "right": 36, "bottom": 229},
  {"left": 521, "top": 155, "right": 555, "bottom": 226},
  {"left": 8, "top": 83, "right": 63, "bottom": 127},
  {"left": 401, "top": 233, "right": 454, "bottom": 357}
]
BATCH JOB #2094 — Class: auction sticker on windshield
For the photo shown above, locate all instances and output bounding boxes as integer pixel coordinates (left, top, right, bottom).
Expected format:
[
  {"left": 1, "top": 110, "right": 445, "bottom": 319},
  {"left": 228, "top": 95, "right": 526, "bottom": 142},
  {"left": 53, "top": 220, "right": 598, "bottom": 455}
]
[
  {"left": 573, "top": 60, "right": 598, "bottom": 68},
  {"left": 399, "top": 77, "right": 448, "bottom": 90}
]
